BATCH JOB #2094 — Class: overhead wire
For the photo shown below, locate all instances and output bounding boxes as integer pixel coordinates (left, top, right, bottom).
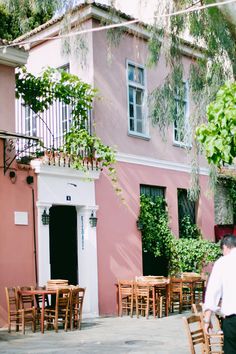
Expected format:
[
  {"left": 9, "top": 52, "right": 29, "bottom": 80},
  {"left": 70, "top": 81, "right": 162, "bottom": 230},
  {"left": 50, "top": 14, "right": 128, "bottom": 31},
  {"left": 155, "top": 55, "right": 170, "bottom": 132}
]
[{"left": 0, "top": 0, "right": 236, "bottom": 50}]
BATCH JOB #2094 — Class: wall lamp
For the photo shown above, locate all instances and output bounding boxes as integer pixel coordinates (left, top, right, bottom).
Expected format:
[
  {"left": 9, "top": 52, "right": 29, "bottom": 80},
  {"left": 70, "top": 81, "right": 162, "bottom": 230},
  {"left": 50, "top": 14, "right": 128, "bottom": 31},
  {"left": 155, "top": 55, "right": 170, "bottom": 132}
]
[
  {"left": 42, "top": 208, "right": 50, "bottom": 225},
  {"left": 89, "top": 211, "right": 97, "bottom": 227},
  {"left": 9, "top": 171, "right": 16, "bottom": 184}
]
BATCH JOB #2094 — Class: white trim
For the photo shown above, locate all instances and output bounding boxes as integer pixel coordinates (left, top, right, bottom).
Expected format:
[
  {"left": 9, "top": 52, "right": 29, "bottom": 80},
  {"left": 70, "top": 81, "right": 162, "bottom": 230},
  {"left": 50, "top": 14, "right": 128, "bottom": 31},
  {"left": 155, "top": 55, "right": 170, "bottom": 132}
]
[
  {"left": 116, "top": 152, "right": 209, "bottom": 175},
  {"left": 31, "top": 159, "right": 100, "bottom": 179},
  {"left": 0, "top": 47, "right": 28, "bottom": 67},
  {"left": 173, "top": 81, "right": 191, "bottom": 147}
]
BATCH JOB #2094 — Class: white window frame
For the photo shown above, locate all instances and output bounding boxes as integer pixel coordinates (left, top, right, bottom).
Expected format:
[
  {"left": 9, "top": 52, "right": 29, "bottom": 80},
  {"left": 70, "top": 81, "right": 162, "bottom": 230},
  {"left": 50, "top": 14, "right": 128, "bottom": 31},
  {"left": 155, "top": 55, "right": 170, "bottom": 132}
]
[
  {"left": 126, "top": 60, "right": 149, "bottom": 138},
  {"left": 173, "top": 81, "right": 191, "bottom": 147}
]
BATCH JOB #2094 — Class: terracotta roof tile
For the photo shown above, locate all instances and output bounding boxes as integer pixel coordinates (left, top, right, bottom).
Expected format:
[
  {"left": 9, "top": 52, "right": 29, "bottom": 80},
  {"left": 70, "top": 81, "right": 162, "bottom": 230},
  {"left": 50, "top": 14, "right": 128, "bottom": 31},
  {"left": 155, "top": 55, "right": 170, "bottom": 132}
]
[{"left": 13, "top": 1, "right": 135, "bottom": 44}]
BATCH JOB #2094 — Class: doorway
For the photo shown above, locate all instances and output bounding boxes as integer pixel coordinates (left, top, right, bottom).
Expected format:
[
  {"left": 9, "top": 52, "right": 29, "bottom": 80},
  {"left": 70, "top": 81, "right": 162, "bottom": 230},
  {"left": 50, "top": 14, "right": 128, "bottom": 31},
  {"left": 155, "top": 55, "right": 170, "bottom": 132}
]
[{"left": 49, "top": 205, "right": 78, "bottom": 285}]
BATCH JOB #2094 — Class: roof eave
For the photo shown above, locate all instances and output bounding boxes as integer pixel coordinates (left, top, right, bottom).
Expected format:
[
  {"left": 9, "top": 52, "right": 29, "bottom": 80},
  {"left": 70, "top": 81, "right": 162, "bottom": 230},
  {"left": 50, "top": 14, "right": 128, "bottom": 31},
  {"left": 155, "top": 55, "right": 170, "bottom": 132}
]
[{"left": 0, "top": 46, "right": 28, "bottom": 67}]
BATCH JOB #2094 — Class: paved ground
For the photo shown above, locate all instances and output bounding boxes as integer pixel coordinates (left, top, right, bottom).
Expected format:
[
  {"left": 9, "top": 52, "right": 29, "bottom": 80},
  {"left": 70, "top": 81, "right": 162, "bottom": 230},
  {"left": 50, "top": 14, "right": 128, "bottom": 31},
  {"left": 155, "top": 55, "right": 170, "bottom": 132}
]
[{"left": 0, "top": 313, "right": 191, "bottom": 354}]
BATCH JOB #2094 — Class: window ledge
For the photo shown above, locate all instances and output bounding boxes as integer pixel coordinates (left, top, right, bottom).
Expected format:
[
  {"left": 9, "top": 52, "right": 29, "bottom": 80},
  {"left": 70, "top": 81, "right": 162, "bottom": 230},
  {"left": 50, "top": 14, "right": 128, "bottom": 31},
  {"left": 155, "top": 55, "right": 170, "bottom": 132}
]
[
  {"left": 128, "top": 132, "right": 150, "bottom": 141},
  {"left": 173, "top": 141, "right": 192, "bottom": 149}
]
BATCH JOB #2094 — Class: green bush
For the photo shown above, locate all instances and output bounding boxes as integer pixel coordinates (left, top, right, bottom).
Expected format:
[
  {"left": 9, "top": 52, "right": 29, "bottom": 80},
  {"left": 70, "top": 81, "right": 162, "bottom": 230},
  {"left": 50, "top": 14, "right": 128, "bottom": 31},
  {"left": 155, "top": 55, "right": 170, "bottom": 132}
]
[
  {"left": 179, "top": 215, "right": 201, "bottom": 239},
  {"left": 137, "top": 194, "right": 221, "bottom": 275},
  {"left": 169, "top": 238, "right": 221, "bottom": 275}
]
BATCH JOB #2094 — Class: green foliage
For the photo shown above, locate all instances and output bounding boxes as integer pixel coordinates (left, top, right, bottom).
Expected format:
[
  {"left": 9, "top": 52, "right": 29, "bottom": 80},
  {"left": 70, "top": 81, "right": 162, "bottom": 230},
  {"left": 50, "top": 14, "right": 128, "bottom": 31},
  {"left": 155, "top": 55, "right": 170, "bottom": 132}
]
[
  {"left": 147, "top": 26, "right": 163, "bottom": 67},
  {"left": 138, "top": 193, "right": 220, "bottom": 275},
  {"left": 179, "top": 215, "right": 201, "bottom": 240},
  {"left": 16, "top": 67, "right": 117, "bottom": 178},
  {"left": 196, "top": 82, "right": 236, "bottom": 166},
  {"left": 148, "top": 64, "right": 184, "bottom": 138},
  {"left": 0, "top": 0, "right": 58, "bottom": 40},
  {"left": 16, "top": 66, "right": 97, "bottom": 129},
  {"left": 64, "top": 127, "right": 117, "bottom": 171},
  {"left": 169, "top": 238, "right": 221, "bottom": 274},
  {"left": 137, "top": 194, "right": 174, "bottom": 258}
]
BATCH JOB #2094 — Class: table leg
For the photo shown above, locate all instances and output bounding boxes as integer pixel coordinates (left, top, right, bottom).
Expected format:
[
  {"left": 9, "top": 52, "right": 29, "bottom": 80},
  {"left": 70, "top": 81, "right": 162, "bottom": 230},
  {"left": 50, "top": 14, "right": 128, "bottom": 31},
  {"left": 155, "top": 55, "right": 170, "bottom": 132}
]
[
  {"left": 153, "top": 287, "right": 156, "bottom": 318},
  {"left": 165, "top": 284, "right": 169, "bottom": 317},
  {"left": 41, "top": 294, "right": 45, "bottom": 334}
]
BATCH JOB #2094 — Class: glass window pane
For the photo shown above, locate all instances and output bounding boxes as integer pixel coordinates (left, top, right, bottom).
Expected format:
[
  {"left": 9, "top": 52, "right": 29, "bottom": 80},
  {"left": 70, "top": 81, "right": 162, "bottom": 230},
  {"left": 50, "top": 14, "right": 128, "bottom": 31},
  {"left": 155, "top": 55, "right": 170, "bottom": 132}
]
[
  {"left": 138, "top": 68, "right": 144, "bottom": 85},
  {"left": 128, "top": 64, "right": 134, "bottom": 81},
  {"left": 137, "top": 120, "right": 143, "bottom": 133},
  {"left": 136, "top": 106, "right": 142, "bottom": 120},
  {"left": 129, "top": 87, "right": 134, "bottom": 103},
  {"left": 136, "top": 90, "right": 143, "bottom": 105},
  {"left": 130, "top": 118, "right": 134, "bottom": 131},
  {"left": 129, "top": 104, "right": 134, "bottom": 117}
]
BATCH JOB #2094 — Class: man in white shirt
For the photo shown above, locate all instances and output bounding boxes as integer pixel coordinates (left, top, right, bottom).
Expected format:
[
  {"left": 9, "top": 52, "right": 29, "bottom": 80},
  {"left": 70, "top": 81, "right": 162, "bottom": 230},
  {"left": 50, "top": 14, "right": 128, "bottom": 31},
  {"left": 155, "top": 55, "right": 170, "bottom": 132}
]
[{"left": 204, "top": 234, "right": 236, "bottom": 353}]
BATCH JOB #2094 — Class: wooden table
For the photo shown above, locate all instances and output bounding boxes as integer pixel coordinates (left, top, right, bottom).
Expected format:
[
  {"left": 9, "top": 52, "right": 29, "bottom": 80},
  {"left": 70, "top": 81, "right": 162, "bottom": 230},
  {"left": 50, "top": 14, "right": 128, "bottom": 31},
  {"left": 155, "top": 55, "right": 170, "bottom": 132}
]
[{"left": 18, "top": 289, "right": 56, "bottom": 334}]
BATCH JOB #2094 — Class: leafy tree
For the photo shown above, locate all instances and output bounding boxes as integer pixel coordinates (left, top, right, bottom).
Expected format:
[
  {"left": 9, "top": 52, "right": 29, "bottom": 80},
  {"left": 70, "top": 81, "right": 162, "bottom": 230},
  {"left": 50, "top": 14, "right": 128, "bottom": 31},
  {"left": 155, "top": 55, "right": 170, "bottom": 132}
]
[
  {"left": 196, "top": 82, "right": 236, "bottom": 166},
  {"left": 0, "top": 0, "right": 59, "bottom": 40}
]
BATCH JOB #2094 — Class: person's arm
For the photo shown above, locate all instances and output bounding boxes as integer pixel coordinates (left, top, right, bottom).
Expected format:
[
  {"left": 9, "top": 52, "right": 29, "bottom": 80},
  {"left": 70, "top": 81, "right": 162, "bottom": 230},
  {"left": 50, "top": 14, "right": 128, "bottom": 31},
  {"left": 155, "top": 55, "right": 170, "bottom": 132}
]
[
  {"left": 203, "top": 260, "right": 223, "bottom": 333},
  {"left": 203, "top": 309, "right": 213, "bottom": 334}
]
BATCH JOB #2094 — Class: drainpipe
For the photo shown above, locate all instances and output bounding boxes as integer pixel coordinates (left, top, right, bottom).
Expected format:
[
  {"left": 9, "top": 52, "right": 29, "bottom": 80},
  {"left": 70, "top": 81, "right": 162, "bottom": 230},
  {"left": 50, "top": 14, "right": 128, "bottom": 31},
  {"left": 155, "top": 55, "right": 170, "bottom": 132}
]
[{"left": 32, "top": 188, "right": 38, "bottom": 285}]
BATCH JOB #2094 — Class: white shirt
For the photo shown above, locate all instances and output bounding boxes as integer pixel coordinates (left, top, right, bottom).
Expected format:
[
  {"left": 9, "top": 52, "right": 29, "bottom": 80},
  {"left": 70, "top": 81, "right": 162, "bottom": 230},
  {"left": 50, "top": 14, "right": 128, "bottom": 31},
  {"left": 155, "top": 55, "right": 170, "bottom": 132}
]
[{"left": 204, "top": 248, "right": 236, "bottom": 316}]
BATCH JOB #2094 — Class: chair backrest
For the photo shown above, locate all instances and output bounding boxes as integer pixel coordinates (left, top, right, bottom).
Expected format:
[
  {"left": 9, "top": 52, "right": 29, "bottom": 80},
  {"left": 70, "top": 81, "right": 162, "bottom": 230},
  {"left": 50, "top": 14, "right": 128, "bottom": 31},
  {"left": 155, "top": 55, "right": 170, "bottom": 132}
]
[
  {"left": 183, "top": 314, "right": 207, "bottom": 354},
  {"left": 118, "top": 280, "right": 134, "bottom": 296},
  {"left": 70, "top": 287, "right": 86, "bottom": 309},
  {"left": 191, "top": 303, "right": 222, "bottom": 333},
  {"left": 5, "top": 287, "right": 19, "bottom": 313},
  {"left": 55, "top": 288, "right": 71, "bottom": 313},
  {"left": 18, "top": 286, "right": 35, "bottom": 310},
  {"left": 135, "top": 282, "right": 152, "bottom": 297},
  {"left": 170, "top": 278, "right": 183, "bottom": 296}
]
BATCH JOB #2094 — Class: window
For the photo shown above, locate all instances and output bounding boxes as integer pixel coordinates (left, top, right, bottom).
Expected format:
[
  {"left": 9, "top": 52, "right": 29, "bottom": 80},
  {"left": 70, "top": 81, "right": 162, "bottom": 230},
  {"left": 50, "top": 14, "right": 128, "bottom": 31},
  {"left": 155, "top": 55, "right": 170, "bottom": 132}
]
[
  {"left": 127, "top": 61, "right": 147, "bottom": 136},
  {"left": 173, "top": 81, "right": 190, "bottom": 146},
  {"left": 25, "top": 105, "right": 37, "bottom": 137},
  {"left": 140, "top": 184, "right": 165, "bottom": 199},
  {"left": 178, "top": 188, "right": 197, "bottom": 238}
]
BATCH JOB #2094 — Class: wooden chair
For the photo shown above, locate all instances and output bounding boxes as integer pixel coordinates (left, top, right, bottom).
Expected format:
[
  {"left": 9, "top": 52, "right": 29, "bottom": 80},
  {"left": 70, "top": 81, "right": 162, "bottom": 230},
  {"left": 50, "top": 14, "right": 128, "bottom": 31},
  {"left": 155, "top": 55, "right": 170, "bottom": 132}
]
[
  {"left": 135, "top": 282, "right": 162, "bottom": 319},
  {"left": 69, "top": 287, "right": 86, "bottom": 330},
  {"left": 118, "top": 280, "right": 134, "bottom": 317},
  {"left": 170, "top": 278, "right": 183, "bottom": 313},
  {"left": 5, "top": 287, "right": 21, "bottom": 333},
  {"left": 5, "top": 287, "right": 35, "bottom": 334},
  {"left": 183, "top": 314, "right": 208, "bottom": 353},
  {"left": 183, "top": 313, "right": 224, "bottom": 354},
  {"left": 45, "top": 288, "right": 70, "bottom": 332},
  {"left": 193, "top": 279, "right": 206, "bottom": 304},
  {"left": 18, "top": 286, "right": 36, "bottom": 333},
  {"left": 191, "top": 303, "right": 223, "bottom": 334}
]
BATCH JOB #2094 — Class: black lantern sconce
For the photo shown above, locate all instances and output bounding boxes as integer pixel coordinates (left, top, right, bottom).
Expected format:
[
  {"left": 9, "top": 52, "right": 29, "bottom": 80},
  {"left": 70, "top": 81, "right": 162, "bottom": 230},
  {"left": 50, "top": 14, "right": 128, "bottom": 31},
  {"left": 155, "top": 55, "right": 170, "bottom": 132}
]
[
  {"left": 89, "top": 211, "right": 97, "bottom": 227},
  {"left": 41, "top": 208, "right": 50, "bottom": 225}
]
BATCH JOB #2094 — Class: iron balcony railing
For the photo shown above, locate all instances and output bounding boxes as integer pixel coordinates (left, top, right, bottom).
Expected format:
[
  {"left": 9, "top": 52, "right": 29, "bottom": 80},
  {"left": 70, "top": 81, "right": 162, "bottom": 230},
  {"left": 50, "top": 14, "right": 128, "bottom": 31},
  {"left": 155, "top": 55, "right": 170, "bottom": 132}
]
[{"left": 15, "top": 97, "right": 93, "bottom": 167}]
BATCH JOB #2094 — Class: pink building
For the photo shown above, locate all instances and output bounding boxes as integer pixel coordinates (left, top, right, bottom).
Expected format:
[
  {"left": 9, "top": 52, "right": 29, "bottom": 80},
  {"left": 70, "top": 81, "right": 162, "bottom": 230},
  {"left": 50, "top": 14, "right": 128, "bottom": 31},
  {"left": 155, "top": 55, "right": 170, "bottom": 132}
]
[
  {"left": 0, "top": 3, "right": 215, "bottom": 324},
  {"left": 0, "top": 42, "right": 40, "bottom": 326}
]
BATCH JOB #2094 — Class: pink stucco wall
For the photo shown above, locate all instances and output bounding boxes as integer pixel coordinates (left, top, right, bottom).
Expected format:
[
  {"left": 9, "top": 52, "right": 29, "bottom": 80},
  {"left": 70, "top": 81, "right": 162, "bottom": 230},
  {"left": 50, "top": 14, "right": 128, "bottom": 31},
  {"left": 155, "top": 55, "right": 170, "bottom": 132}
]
[
  {"left": 0, "top": 143, "right": 37, "bottom": 326},
  {"left": 92, "top": 22, "right": 208, "bottom": 169},
  {"left": 0, "top": 65, "right": 15, "bottom": 132},
  {"left": 96, "top": 162, "right": 214, "bottom": 315}
]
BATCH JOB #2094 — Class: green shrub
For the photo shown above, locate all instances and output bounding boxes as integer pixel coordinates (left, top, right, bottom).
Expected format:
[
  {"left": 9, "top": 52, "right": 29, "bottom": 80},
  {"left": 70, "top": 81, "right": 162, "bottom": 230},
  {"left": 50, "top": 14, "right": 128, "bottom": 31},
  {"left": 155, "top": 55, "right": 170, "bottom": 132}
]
[{"left": 169, "top": 238, "right": 221, "bottom": 275}]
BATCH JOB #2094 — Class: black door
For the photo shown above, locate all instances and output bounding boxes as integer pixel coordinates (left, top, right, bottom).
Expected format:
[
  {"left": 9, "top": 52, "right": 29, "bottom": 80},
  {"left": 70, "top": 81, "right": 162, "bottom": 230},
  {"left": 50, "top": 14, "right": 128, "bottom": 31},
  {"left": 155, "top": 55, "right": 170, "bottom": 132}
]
[{"left": 49, "top": 205, "right": 78, "bottom": 285}]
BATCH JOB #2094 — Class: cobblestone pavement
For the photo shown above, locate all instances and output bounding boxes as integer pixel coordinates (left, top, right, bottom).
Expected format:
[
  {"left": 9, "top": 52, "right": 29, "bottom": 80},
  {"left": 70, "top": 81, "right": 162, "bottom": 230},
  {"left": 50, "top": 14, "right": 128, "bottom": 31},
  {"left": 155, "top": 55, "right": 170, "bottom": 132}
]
[{"left": 0, "top": 313, "right": 190, "bottom": 354}]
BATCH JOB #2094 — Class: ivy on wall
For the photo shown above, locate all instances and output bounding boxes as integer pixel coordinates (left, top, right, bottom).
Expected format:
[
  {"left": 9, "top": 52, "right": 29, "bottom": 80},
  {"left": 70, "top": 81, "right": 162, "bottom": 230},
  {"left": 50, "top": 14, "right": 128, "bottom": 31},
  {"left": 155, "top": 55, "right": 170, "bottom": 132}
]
[{"left": 137, "top": 194, "right": 220, "bottom": 274}]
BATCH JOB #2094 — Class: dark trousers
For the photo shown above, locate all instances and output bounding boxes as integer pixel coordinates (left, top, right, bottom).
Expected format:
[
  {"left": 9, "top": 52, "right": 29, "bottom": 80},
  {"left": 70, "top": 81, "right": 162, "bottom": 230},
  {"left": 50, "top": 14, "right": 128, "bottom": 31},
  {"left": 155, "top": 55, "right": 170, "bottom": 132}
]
[{"left": 223, "top": 315, "right": 236, "bottom": 354}]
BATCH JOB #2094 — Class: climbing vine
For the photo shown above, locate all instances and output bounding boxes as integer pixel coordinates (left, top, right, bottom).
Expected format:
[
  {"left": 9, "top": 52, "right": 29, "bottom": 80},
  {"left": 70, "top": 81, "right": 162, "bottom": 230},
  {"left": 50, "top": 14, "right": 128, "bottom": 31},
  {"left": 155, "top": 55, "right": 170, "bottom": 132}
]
[{"left": 16, "top": 67, "right": 119, "bottom": 189}]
